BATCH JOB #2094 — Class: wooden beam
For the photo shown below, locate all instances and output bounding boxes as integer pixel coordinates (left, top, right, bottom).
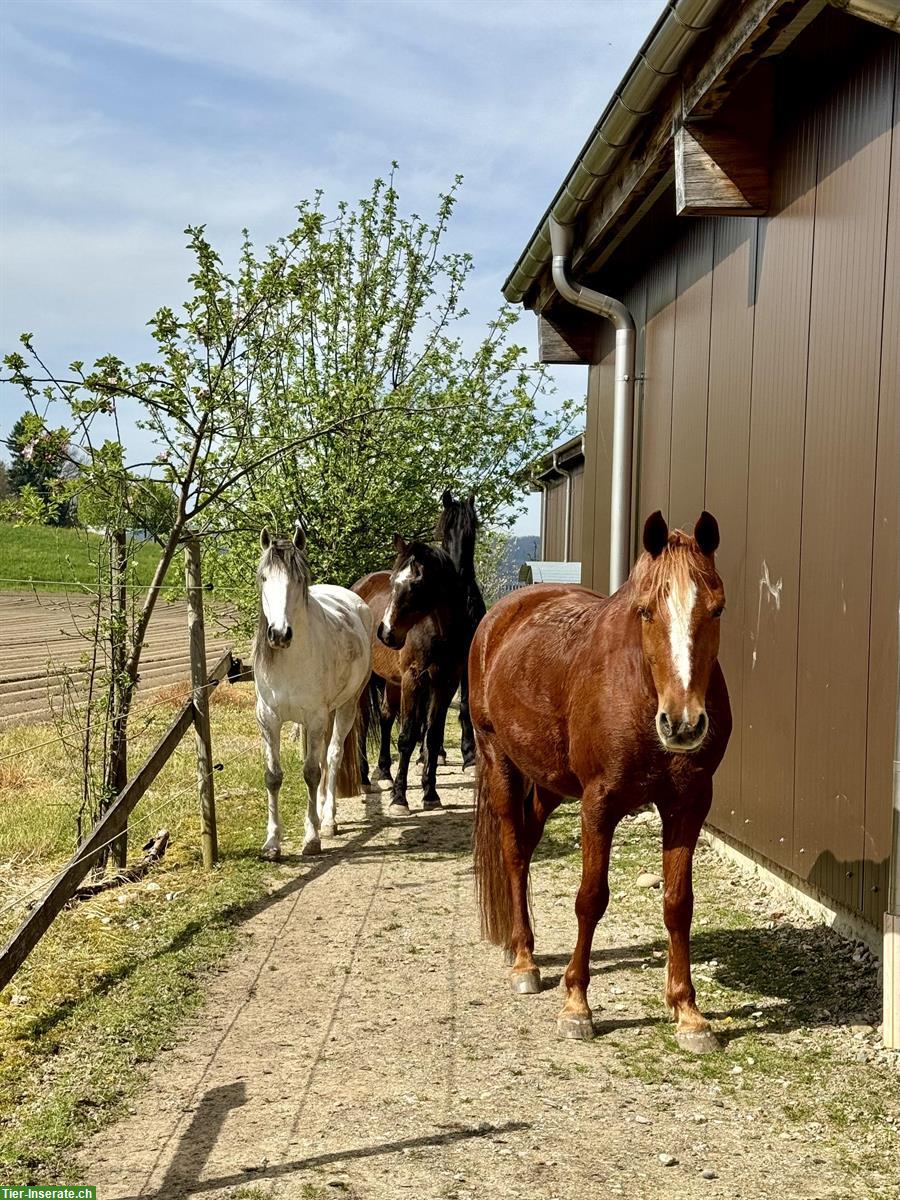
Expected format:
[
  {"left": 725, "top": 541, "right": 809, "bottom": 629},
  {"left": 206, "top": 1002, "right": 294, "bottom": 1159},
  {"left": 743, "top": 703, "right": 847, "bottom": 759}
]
[
  {"left": 675, "top": 122, "right": 769, "bottom": 216},
  {"left": 537, "top": 312, "right": 598, "bottom": 364},
  {"left": 0, "top": 648, "right": 234, "bottom": 990}
]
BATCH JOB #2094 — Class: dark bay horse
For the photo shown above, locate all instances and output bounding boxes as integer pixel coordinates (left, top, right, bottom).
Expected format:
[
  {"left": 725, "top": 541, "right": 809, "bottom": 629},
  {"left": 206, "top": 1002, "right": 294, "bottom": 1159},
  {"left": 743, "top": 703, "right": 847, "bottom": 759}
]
[
  {"left": 470, "top": 511, "right": 731, "bottom": 1052},
  {"left": 436, "top": 491, "right": 487, "bottom": 768},
  {"left": 353, "top": 536, "right": 468, "bottom": 812}
]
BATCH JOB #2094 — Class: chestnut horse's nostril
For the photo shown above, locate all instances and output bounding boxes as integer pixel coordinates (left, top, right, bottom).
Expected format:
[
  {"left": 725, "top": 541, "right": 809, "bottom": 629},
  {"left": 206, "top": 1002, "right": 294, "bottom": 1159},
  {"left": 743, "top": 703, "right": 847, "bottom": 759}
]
[
  {"left": 693, "top": 712, "right": 708, "bottom": 739},
  {"left": 659, "top": 712, "right": 674, "bottom": 738}
]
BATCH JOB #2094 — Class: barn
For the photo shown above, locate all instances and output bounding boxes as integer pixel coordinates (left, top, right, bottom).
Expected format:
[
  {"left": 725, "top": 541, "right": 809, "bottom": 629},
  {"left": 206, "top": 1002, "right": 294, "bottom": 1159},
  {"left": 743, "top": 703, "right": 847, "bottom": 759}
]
[{"left": 506, "top": 0, "right": 899, "bottom": 1041}]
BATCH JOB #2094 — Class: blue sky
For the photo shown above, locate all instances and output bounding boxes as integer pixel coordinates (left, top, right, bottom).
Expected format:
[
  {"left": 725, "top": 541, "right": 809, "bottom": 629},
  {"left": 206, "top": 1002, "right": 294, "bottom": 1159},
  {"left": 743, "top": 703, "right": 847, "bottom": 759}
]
[{"left": 0, "top": 0, "right": 656, "bottom": 534}]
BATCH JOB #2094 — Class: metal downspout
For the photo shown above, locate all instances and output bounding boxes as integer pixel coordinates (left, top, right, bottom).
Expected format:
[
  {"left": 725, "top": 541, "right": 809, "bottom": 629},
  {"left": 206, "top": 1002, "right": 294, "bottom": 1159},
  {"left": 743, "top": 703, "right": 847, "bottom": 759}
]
[{"left": 549, "top": 215, "right": 636, "bottom": 593}]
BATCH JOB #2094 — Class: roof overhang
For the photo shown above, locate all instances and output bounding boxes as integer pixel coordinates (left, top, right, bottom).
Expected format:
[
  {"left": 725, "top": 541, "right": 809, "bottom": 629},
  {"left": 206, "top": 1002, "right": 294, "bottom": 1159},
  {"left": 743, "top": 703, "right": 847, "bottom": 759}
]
[{"left": 504, "top": 0, "right": 897, "bottom": 317}]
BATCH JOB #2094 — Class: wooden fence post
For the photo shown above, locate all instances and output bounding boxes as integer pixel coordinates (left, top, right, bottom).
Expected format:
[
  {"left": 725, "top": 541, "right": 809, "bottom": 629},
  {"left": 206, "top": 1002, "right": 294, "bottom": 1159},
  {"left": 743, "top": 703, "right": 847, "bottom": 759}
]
[
  {"left": 185, "top": 535, "right": 218, "bottom": 867},
  {"left": 108, "top": 527, "right": 129, "bottom": 869}
]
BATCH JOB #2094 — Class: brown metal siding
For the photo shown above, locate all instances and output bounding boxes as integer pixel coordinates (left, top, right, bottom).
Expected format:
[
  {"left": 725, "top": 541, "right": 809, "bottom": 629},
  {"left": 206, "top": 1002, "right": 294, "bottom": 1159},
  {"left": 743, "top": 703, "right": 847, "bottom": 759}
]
[
  {"left": 580, "top": 28, "right": 898, "bottom": 925},
  {"left": 568, "top": 466, "right": 584, "bottom": 563},
  {"left": 669, "top": 220, "right": 714, "bottom": 530},
  {"left": 704, "top": 217, "right": 757, "bottom": 841},
  {"left": 793, "top": 41, "right": 896, "bottom": 914},
  {"left": 542, "top": 480, "right": 568, "bottom": 561},
  {"left": 863, "top": 60, "right": 899, "bottom": 926},
  {"left": 738, "top": 102, "right": 819, "bottom": 872},
  {"left": 582, "top": 325, "right": 616, "bottom": 592},
  {"left": 637, "top": 250, "right": 678, "bottom": 529}
]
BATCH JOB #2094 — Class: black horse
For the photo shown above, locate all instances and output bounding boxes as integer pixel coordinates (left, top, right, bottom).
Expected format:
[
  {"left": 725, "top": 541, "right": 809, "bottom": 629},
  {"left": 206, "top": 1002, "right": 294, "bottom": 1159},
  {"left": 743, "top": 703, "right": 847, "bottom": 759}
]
[
  {"left": 436, "top": 490, "right": 486, "bottom": 769},
  {"left": 355, "top": 537, "right": 468, "bottom": 810}
]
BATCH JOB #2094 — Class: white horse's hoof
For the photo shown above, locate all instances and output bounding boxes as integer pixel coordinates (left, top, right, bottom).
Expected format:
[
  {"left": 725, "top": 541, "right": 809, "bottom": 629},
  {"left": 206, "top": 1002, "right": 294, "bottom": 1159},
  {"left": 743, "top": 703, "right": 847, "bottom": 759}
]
[
  {"left": 261, "top": 839, "right": 281, "bottom": 860},
  {"left": 320, "top": 822, "right": 338, "bottom": 838},
  {"left": 301, "top": 837, "right": 322, "bottom": 857}
]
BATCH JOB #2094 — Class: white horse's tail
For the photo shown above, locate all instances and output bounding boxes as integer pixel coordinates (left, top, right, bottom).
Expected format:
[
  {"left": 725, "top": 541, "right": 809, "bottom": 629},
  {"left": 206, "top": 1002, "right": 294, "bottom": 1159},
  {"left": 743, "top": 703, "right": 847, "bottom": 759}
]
[{"left": 334, "top": 680, "right": 375, "bottom": 799}]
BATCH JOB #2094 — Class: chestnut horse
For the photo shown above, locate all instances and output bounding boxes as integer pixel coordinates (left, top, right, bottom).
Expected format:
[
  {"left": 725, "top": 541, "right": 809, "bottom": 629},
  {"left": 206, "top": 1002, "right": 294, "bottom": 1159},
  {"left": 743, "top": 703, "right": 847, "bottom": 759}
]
[
  {"left": 353, "top": 536, "right": 468, "bottom": 812},
  {"left": 470, "top": 511, "right": 731, "bottom": 1052}
]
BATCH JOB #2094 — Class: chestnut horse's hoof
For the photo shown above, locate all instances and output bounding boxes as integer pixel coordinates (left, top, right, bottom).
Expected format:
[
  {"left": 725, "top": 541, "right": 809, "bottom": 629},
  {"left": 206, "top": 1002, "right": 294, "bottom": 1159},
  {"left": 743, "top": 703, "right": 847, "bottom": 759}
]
[
  {"left": 675, "top": 1027, "right": 721, "bottom": 1054},
  {"left": 511, "top": 968, "right": 542, "bottom": 995},
  {"left": 301, "top": 837, "right": 321, "bottom": 857},
  {"left": 556, "top": 1012, "right": 595, "bottom": 1040}
]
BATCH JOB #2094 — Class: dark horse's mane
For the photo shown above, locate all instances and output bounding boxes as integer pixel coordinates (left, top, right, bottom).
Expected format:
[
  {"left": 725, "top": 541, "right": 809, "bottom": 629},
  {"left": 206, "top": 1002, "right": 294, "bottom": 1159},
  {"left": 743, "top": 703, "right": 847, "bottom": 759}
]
[
  {"left": 253, "top": 538, "right": 312, "bottom": 672},
  {"left": 435, "top": 493, "right": 486, "bottom": 629}
]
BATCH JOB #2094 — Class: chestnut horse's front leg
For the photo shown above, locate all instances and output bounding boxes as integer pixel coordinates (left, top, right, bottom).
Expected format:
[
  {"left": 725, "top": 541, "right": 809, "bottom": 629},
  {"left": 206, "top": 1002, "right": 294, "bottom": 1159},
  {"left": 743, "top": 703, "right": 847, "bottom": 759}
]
[
  {"left": 659, "top": 784, "right": 720, "bottom": 1053},
  {"left": 558, "top": 792, "right": 617, "bottom": 1040}
]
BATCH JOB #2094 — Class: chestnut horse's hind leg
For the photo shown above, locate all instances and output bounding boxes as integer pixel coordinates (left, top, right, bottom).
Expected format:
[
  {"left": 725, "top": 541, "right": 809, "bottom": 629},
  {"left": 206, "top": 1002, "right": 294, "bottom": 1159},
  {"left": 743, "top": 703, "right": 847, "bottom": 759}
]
[
  {"left": 660, "top": 789, "right": 720, "bottom": 1053},
  {"left": 558, "top": 795, "right": 617, "bottom": 1041},
  {"left": 482, "top": 744, "right": 550, "bottom": 994}
]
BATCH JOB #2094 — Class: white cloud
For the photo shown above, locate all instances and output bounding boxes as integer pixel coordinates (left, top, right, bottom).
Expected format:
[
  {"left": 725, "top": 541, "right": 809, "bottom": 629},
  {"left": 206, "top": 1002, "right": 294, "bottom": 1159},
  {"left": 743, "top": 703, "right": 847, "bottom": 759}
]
[{"left": 1, "top": 0, "right": 658, "bottom": 533}]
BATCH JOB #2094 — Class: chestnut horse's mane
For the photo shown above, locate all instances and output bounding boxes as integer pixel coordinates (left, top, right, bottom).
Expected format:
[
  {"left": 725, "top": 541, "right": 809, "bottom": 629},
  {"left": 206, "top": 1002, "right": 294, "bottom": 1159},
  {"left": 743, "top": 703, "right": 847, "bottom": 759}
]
[{"left": 630, "top": 529, "right": 719, "bottom": 608}]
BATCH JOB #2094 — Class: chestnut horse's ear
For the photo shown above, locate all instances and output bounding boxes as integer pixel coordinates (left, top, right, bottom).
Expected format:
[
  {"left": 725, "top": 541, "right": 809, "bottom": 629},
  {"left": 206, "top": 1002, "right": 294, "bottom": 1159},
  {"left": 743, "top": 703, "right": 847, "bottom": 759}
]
[
  {"left": 293, "top": 521, "right": 306, "bottom": 552},
  {"left": 642, "top": 511, "right": 669, "bottom": 558},
  {"left": 694, "top": 511, "right": 720, "bottom": 556},
  {"left": 392, "top": 532, "right": 408, "bottom": 555},
  {"left": 441, "top": 490, "right": 454, "bottom": 508},
  {"left": 260, "top": 527, "right": 271, "bottom": 549}
]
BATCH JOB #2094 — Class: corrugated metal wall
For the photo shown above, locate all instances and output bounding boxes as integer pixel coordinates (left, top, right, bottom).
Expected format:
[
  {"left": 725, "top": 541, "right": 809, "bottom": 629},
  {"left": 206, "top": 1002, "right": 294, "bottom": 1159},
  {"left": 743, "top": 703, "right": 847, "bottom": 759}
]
[
  {"left": 581, "top": 28, "right": 898, "bottom": 925},
  {"left": 541, "top": 480, "right": 568, "bottom": 561}
]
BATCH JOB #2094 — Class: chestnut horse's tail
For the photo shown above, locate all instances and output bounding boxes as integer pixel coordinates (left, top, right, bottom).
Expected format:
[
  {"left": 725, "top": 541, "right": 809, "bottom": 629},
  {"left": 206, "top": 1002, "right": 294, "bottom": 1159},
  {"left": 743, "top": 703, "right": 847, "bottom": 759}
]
[
  {"left": 335, "top": 680, "right": 374, "bottom": 799},
  {"left": 473, "top": 760, "right": 514, "bottom": 946}
]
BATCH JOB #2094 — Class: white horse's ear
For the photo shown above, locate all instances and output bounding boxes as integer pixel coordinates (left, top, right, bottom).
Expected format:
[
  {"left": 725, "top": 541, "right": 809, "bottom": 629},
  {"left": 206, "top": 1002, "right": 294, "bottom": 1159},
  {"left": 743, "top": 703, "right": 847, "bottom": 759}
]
[
  {"left": 260, "top": 527, "right": 271, "bottom": 549},
  {"left": 392, "top": 532, "right": 407, "bottom": 555},
  {"left": 293, "top": 521, "right": 306, "bottom": 552}
]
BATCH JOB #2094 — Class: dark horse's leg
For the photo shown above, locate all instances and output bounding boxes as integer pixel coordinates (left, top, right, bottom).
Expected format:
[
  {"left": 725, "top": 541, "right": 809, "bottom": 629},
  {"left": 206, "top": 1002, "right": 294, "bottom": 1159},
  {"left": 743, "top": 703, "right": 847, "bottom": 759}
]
[
  {"left": 659, "top": 784, "right": 719, "bottom": 1053},
  {"left": 558, "top": 787, "right": 617, "bottom": 1040},
  {"left": 358, "top": 677, "right": 375, "bottom": 788},
  {"left": 372, "top": 681, "right": 398, "bottom": 784},
  {"left": 390, "top": 669, "right": 424, "bottom": 813},
  {"left": 458, "top": 668, "right": 477, "bottom": 770},
  {"left": 420, "top": 677, "right": 455, "bottom": 809}
]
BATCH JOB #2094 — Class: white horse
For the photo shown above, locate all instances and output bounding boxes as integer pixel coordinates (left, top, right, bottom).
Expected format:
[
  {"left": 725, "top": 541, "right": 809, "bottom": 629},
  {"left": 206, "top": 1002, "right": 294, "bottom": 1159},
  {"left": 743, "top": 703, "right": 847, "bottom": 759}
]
[{"left": 253, "top": 524, "right": 373, "bottom": 857}]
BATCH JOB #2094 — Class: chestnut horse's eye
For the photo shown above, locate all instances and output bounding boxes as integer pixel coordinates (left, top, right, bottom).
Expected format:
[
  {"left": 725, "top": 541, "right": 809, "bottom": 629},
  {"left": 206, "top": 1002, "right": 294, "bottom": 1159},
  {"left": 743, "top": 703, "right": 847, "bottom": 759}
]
[
  {"left": 638, "top": 606, "right": 653, "bottom": 622},
  {"left": 712, "top": 605, "right": 725, "bottom": 618}
]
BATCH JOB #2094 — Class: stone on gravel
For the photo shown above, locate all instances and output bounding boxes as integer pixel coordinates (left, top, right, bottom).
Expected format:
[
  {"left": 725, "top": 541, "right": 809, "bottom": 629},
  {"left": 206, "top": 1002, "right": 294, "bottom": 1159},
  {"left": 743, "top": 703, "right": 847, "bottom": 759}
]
[
  {"left": 702, "top": 1168, "right": 718, "bottom": 1180},
  {"left": 636, "top": 872, "right": 663, "bottom": 889},
  {"left": 659, "top": 1154, "right": 678, "bottom": 1166}
]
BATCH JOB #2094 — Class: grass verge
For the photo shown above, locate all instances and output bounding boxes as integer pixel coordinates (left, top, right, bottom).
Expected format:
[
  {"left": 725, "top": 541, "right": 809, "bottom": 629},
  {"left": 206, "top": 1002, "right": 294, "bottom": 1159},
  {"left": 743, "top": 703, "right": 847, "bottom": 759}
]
[{"left": 0, "top": 682, "right": 301, "bottom": 1177}]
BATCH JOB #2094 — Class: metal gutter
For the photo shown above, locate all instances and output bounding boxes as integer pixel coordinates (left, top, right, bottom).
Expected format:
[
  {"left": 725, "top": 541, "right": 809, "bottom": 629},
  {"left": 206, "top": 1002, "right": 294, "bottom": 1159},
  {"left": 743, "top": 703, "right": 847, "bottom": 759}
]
[
  {"left": 830, "top": 0, "right": 900, "bottom": 31},
  {"left": 503, "top": 0, "right": 726, "bottom": 305},
  {"left": 549, "top": 216, "right": 636, "bottom": 592}
]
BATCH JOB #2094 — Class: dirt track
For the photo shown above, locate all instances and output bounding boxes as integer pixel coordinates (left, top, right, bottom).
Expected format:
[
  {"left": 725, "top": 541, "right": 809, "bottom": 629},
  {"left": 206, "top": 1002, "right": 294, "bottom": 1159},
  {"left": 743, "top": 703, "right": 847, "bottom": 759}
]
[
  {"left": 77, "top": 754, "right": 894, "bottom": 1200},
  {"left": 0, "top": 592, "right": 232, "bottom": 728}
]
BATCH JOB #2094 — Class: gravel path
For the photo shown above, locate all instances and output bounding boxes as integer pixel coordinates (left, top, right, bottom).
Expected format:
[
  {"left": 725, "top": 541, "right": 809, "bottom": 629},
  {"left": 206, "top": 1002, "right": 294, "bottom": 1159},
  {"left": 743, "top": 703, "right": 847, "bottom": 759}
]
[{"left": 78, "top": 755, "right": 896, "bottom": 1200}]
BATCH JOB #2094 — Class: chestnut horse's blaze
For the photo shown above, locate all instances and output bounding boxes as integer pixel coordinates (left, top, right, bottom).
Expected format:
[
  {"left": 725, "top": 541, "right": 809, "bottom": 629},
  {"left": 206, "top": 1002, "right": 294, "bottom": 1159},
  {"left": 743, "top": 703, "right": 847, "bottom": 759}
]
[{"left": 470, "top": 511, "right": 731, "bottom": 1052}]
